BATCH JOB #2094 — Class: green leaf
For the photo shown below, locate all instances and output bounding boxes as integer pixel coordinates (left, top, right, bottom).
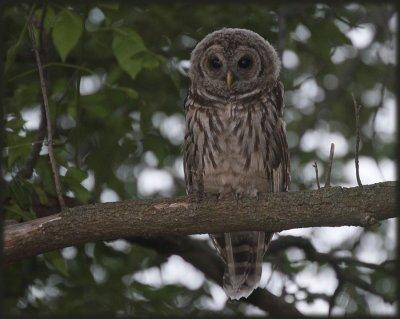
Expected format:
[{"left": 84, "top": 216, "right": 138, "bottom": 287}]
[
  {"left": 7, "top": 138, "right": 32, "bottom": 167},
  {"left": 5, "top": 116, "right": 25, "bottom": 132},
  {"left": 121, "top": 59, "right": 142, "bottom": 79},
  {"left": 44, "top": 251, "right": 69, "bottom": 277},
  {"left": 137, "top": 52, "right": 161, "bottom": 69},
  {"left": 62, "top": 168, "right": 91, "bottom": 203},
  {"left": 8, "top": 178, "right": 33, "bottom": 209},
  {"left": 106, "top": 65, "right": 123, "bottom": 85},
  {"left": 5, "top": 44, "right": 21, "bottom": 76},
  {"left": 98, "top": 3, "right": 119, "bottom": 10},
  {"left": 69, "top": 184, "right": 92, "bottom": 203},
  {"left": 64, "top": 167, "right": 88, "bottom": 184},
  {"left": 33, "top": 184, "right": 48, "bottom": 205},
  {"left": 4, "top": 6, "right": 34, "bottom": 76},
  {"left": 111, "top": 86, "right": 138, "bottom": 99},
  {"left": 5, "top": 204, "right": 36, "bottom": 221},
  {"left": 52, "top": 9, "right": 83, "bottom": 62},
  {"left": 112, "top": 28, "right": 147, "bottom": 79},
  {"left": 34, "top": 6, "right": 56, "bottom": 32}
]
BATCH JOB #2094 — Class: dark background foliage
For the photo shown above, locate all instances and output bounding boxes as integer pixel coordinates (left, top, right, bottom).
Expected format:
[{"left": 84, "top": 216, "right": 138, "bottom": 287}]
[{"left": 2, "top": 2, "right": 396, "bottom": 316}]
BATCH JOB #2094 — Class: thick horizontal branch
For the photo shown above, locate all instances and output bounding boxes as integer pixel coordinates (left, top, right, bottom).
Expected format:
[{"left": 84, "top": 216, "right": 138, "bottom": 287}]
[{"left": 4, "top": 182, "right": 396, "bottom": 264}]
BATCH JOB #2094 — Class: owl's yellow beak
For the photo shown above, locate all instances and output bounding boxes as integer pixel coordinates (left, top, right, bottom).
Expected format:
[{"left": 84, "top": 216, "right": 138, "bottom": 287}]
[{"left": 226, "top": 71, "right": 234, "bottom": 89}]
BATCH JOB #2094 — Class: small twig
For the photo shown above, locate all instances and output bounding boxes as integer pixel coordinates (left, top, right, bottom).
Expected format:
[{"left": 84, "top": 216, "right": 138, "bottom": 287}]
[
  {"left": 14, "top": 115, "right": 46, "bottom": 181},
  {"left": 74, "top": 6, "right": 87, "bottom": 168},
  {"left": 328, "top": 280, "right": 343, "bottom": 316},
  {"left": 28, "top": 22, "right": 65, "bottom": 210},
  {"left": 312, "top": 161, "right": 321, "bottom": 189},
  {"left": 371, "top": 83, "right": 386, "bottom": 142},
  {"left": 291, "top": 74, "right": 314, "bottom": 90},
  {"left": 277, "top": 8, "right": 287, "bottom": 63},
  {"left": 5, "top": 138, "right": 66, "bottom": 151},
  {"left": 352, "top": 94, "right": 363, "bottom": 187},
  {"left": 324, "top": 143, "right": 335, "bottom": 188},
  {"left": 12, "top": 7, "right": 43, "bottom": 181}
]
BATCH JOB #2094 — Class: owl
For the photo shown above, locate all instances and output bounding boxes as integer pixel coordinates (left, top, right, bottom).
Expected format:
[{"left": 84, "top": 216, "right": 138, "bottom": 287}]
[{"left": 183, "top": 28, "right": 290, "bottom": 299}]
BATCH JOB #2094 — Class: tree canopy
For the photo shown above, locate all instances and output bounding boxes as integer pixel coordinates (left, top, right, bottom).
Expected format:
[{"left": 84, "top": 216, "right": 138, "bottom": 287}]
[{"left": 2, "top": 2, "right": 396, "bottom": 316}]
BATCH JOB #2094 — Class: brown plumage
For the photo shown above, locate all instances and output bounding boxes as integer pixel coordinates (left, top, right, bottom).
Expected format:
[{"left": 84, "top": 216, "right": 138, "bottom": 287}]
[{"left": 183, "top": 28, "right": 290, "bottom": 299}]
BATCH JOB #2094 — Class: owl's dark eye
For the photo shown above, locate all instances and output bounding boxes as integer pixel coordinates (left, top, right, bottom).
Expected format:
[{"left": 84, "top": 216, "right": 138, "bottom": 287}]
[
  {"left": 209, "top": 57, "right": 222, "bottom": 70},
  {"left": 238, "top": 56, "right": 252, "bottom": 69}
]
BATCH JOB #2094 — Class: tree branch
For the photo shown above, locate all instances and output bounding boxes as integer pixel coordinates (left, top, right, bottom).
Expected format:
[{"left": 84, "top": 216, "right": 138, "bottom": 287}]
[
  {"left": 268, "top": 235, "right": 396, "bottom": 304},
  {"left": 28, "top": 21, "right": 65, "bottom": 210},
  {"left": 3, "top": 182, "right": 395, "bottom": 264},
  {"left": 130, "top": 235, "right": 302, "bottom": 316}
]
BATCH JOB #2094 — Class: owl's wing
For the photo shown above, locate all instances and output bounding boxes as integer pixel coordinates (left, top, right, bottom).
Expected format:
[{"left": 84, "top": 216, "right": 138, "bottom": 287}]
[
  {"left": 268, "top": 80, "right": 290, "bottom": 193},
  {"left": 183, "top": 90, "right": 198, "bottom": 196},
  {"left": 260, "top": 80, "right": 290, "bottom": 253}
]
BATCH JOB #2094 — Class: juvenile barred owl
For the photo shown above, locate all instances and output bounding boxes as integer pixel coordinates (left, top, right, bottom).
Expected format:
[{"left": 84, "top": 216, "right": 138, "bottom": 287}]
[{"left": 183, "top": 28, "right": 290, "bottom": 299}]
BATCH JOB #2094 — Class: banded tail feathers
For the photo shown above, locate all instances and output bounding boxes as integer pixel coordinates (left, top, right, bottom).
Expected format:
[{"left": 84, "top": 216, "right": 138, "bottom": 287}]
[{"left": 211, "top": 231, "right": 273, "bottom": 300}]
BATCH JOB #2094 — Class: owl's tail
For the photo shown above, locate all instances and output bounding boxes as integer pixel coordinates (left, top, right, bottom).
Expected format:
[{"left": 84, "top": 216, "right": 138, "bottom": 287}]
[{"left": 212, "top": 231, "right": 272, "bottom": 300}]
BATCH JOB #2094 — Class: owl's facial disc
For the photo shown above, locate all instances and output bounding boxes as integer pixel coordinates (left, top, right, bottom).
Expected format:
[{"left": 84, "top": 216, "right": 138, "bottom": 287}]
[
  {"left": 199, "top": 44, "right": 264, "bottom": 98},
  {"left": 190, "top": 29, "right": 281, "bottom": 100}
]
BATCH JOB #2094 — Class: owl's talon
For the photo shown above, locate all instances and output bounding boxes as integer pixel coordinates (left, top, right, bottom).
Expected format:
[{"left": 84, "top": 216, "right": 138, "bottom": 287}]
[
  {"left": 210, "top": 193, "right": 221, "bottom": 203},
  {"left": 187, "top": 192, "right": 203, "bottom": 213},
  {"left": 235, "top": 192, "right": 242, "bottom": 205}
]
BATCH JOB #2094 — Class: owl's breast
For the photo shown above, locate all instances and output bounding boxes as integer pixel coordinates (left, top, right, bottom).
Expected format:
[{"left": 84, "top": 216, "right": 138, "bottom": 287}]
[{"left": 201, "top": 103, "right": 269, "bottom": 196}]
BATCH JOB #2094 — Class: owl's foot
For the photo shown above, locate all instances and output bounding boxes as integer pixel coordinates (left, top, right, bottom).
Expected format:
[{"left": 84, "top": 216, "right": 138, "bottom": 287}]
[
  {"left": 187, "top": 192, "right": 203, "bottom": 213},
  {"left": 234, "top": 192, "right": 243, "bottom": 206},
  {"left": 215, "top": 192, "right": 222, "bottom": 203}
]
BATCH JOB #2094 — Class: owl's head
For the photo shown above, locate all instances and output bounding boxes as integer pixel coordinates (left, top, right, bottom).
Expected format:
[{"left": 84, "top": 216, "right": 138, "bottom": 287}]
[{"left": 189, "top": 28, "right": 280, "bottom": 100}]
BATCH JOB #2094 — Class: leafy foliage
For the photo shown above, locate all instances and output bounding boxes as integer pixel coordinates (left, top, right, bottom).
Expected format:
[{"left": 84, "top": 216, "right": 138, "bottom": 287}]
[{"left": 2, "top": 2, "right": 396, "bottom": 316}]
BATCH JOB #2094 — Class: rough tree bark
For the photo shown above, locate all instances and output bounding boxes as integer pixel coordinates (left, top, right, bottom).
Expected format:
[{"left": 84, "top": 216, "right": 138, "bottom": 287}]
[{"left": 4, "top": 181, "right": 395, "bottom": 264}]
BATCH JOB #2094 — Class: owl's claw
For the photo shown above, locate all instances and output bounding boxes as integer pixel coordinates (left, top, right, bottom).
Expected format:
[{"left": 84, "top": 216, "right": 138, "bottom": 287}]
[
  {"left": 235, "top": 192, "right": 242, "bottom": 205},
  {"left": 212, "top": 192, "right": 221, "bottom": 203},
  {"left": 188, "top": 192, "right": 203, "bottom": 213}
]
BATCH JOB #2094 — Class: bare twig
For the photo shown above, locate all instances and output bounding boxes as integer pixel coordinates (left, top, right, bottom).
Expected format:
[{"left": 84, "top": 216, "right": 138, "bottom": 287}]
[
  {"left": 324, "top": 143, "right": 335, "bottom": 187},
  {"left": 328, "top": 280, "right": 343, "bottom": 316},
  {"left": 12, "top": 7, "right": 45, "bottom": 182},
  {"left": 6, "top": 139, "right": 65, "bottom": 151},
  {"left": 14, "top": 116, "right": 46, "bottom": 180},
  {"left": 277, "top": 7, "right": 287, "bottom": 63},
  {"left": 352, "top": 94, "right": 363, "bottom": 187},
  {"left": 291, "top": 73, "right": 314, "bottom": 90},
  {"left": 371, "top": 83, "right": 386, "bottom": 142},
  {"left": 312, "top": 160, "right": 321, "bottom": 189},
  {"left": 28, "top": 22, "right": 65, "bottom": 210}
]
